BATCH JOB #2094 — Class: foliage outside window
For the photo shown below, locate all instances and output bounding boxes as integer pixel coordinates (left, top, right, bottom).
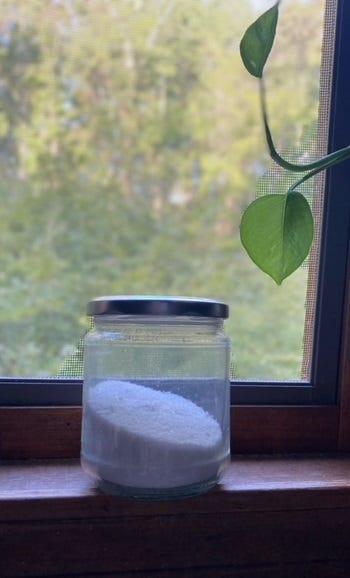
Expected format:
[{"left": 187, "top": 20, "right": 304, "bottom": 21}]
[{"left": 0, "top": 0, "right": 325, "bottom": 382}]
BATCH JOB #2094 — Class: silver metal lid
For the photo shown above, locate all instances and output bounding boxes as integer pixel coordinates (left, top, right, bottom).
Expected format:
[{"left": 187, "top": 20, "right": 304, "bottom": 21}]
[{"left": 87, "top": 295, "right": 229, "bottom": 318}]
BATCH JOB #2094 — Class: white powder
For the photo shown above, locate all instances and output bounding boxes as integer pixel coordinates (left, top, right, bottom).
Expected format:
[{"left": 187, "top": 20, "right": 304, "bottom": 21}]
[{"left": 82, "top": 379, "right": 224, "bottom": 489}]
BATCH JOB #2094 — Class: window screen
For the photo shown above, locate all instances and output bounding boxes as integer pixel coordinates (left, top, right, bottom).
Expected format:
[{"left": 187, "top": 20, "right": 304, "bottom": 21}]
[{"left": 0, "top": 0, "right": 332, "bottom": 386}]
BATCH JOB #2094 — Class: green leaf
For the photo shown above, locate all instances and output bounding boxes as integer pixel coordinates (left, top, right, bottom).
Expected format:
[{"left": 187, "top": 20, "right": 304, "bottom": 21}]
[
  {"left": 240, "top": 2, "right": 280, "bottom": 78},
  {"left": 240, "top": 192, "right": 314, "bottom": 284}
]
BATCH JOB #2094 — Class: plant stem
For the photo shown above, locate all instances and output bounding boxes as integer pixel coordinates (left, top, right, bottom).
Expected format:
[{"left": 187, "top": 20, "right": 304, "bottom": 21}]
[
  {"left": 259, "top": 78, "right": 350, "bottom": 174},
  {"left": 287, "top": 149, "right": 350, "bottom": 195}
]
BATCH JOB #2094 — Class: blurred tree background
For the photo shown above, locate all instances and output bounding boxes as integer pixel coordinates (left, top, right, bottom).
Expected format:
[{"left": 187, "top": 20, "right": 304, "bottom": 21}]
[{"left": 0, "top": 0, "right": 325, "bottom": 378}]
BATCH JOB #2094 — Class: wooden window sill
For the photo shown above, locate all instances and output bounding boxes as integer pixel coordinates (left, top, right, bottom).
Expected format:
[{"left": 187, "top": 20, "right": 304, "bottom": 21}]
[{"left": 1, "top": 456, "right": 350, "bottom": 577}]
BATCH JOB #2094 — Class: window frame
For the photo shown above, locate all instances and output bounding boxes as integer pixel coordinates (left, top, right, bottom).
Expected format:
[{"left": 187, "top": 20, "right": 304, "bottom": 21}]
[{"left": 1, "top": 0, "right": 350, "bottom": 456}]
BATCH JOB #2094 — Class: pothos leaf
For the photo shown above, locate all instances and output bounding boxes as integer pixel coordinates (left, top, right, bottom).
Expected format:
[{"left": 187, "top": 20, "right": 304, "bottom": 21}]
[
  {"left": 240, "top": 192, "right": 314, "bottom": 285},
  {"left": 240, "top": 2, "right": 280, "bottom": 78}
]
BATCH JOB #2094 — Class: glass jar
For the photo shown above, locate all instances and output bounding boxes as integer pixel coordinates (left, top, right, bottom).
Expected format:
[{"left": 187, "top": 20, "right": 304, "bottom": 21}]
[{"left": 81, "top": 295, "right": 231, "bottom": 499}]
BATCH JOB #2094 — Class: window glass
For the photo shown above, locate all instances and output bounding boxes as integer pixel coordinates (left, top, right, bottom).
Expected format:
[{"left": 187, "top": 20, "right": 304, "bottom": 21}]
[{"left": 0, "top": 0, "right": 326, "bottom": 380}]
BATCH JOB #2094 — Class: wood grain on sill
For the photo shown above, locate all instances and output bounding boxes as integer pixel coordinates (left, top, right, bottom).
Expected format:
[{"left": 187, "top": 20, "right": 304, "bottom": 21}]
[
  {"left": 1, "top": 455, "right": 350, "bottom": 518},
  {"left": 1, "top": 456, "right": 350, "bottom": 578}
]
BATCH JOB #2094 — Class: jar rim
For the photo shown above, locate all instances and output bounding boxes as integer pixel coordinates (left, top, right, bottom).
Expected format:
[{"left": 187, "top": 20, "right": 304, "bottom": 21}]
[{"left": 87, "top": 295, "right": 229, "bottom": 319}]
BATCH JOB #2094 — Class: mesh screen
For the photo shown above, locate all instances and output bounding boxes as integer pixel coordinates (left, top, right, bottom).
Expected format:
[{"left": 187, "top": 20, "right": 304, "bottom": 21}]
[{"left": 0, "top": 0, "right": 335, "bottom": 381}]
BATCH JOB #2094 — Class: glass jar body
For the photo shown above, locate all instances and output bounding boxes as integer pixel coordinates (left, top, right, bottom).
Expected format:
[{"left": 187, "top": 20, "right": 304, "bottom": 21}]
[{"left": 81, "top": 314, "right": 231, "bottom": 499}]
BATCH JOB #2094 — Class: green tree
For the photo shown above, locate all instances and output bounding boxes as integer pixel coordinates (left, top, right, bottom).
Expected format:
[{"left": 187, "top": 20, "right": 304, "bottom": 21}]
[{"left": 0, "top": 0, "right": 324, "bottom": 378}]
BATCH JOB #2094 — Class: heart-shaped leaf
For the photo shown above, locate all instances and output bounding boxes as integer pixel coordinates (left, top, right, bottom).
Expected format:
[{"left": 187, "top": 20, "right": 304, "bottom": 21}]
[
  {"left": 240, "top": 2, "right": 280, "bottom": 78},
  {"left": 240, "top": 192, "right": 314, "bottom": 284}
]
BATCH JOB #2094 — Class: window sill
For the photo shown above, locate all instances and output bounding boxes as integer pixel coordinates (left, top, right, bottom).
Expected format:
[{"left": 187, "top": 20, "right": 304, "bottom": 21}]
[
  {"left": 1, "top": 456, "right": 350, "bottom": 577},
  {"left": 0, "top": 404, "right": 341, "bottom": 459}
]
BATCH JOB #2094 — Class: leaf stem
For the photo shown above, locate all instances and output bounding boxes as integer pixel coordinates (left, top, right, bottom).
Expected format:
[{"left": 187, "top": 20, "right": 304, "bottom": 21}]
[
  {"left": 287, "top": 148, "right": 350, "bottom": 195},
  {"left": 259, "top": 78, "right": 350, "bottom": 174}
]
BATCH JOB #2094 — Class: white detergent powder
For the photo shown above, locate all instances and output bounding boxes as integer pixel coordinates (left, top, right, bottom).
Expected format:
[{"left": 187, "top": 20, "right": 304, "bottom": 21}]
[{"left": 82, "top": 379, "right": 224, "bottom": 489}]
